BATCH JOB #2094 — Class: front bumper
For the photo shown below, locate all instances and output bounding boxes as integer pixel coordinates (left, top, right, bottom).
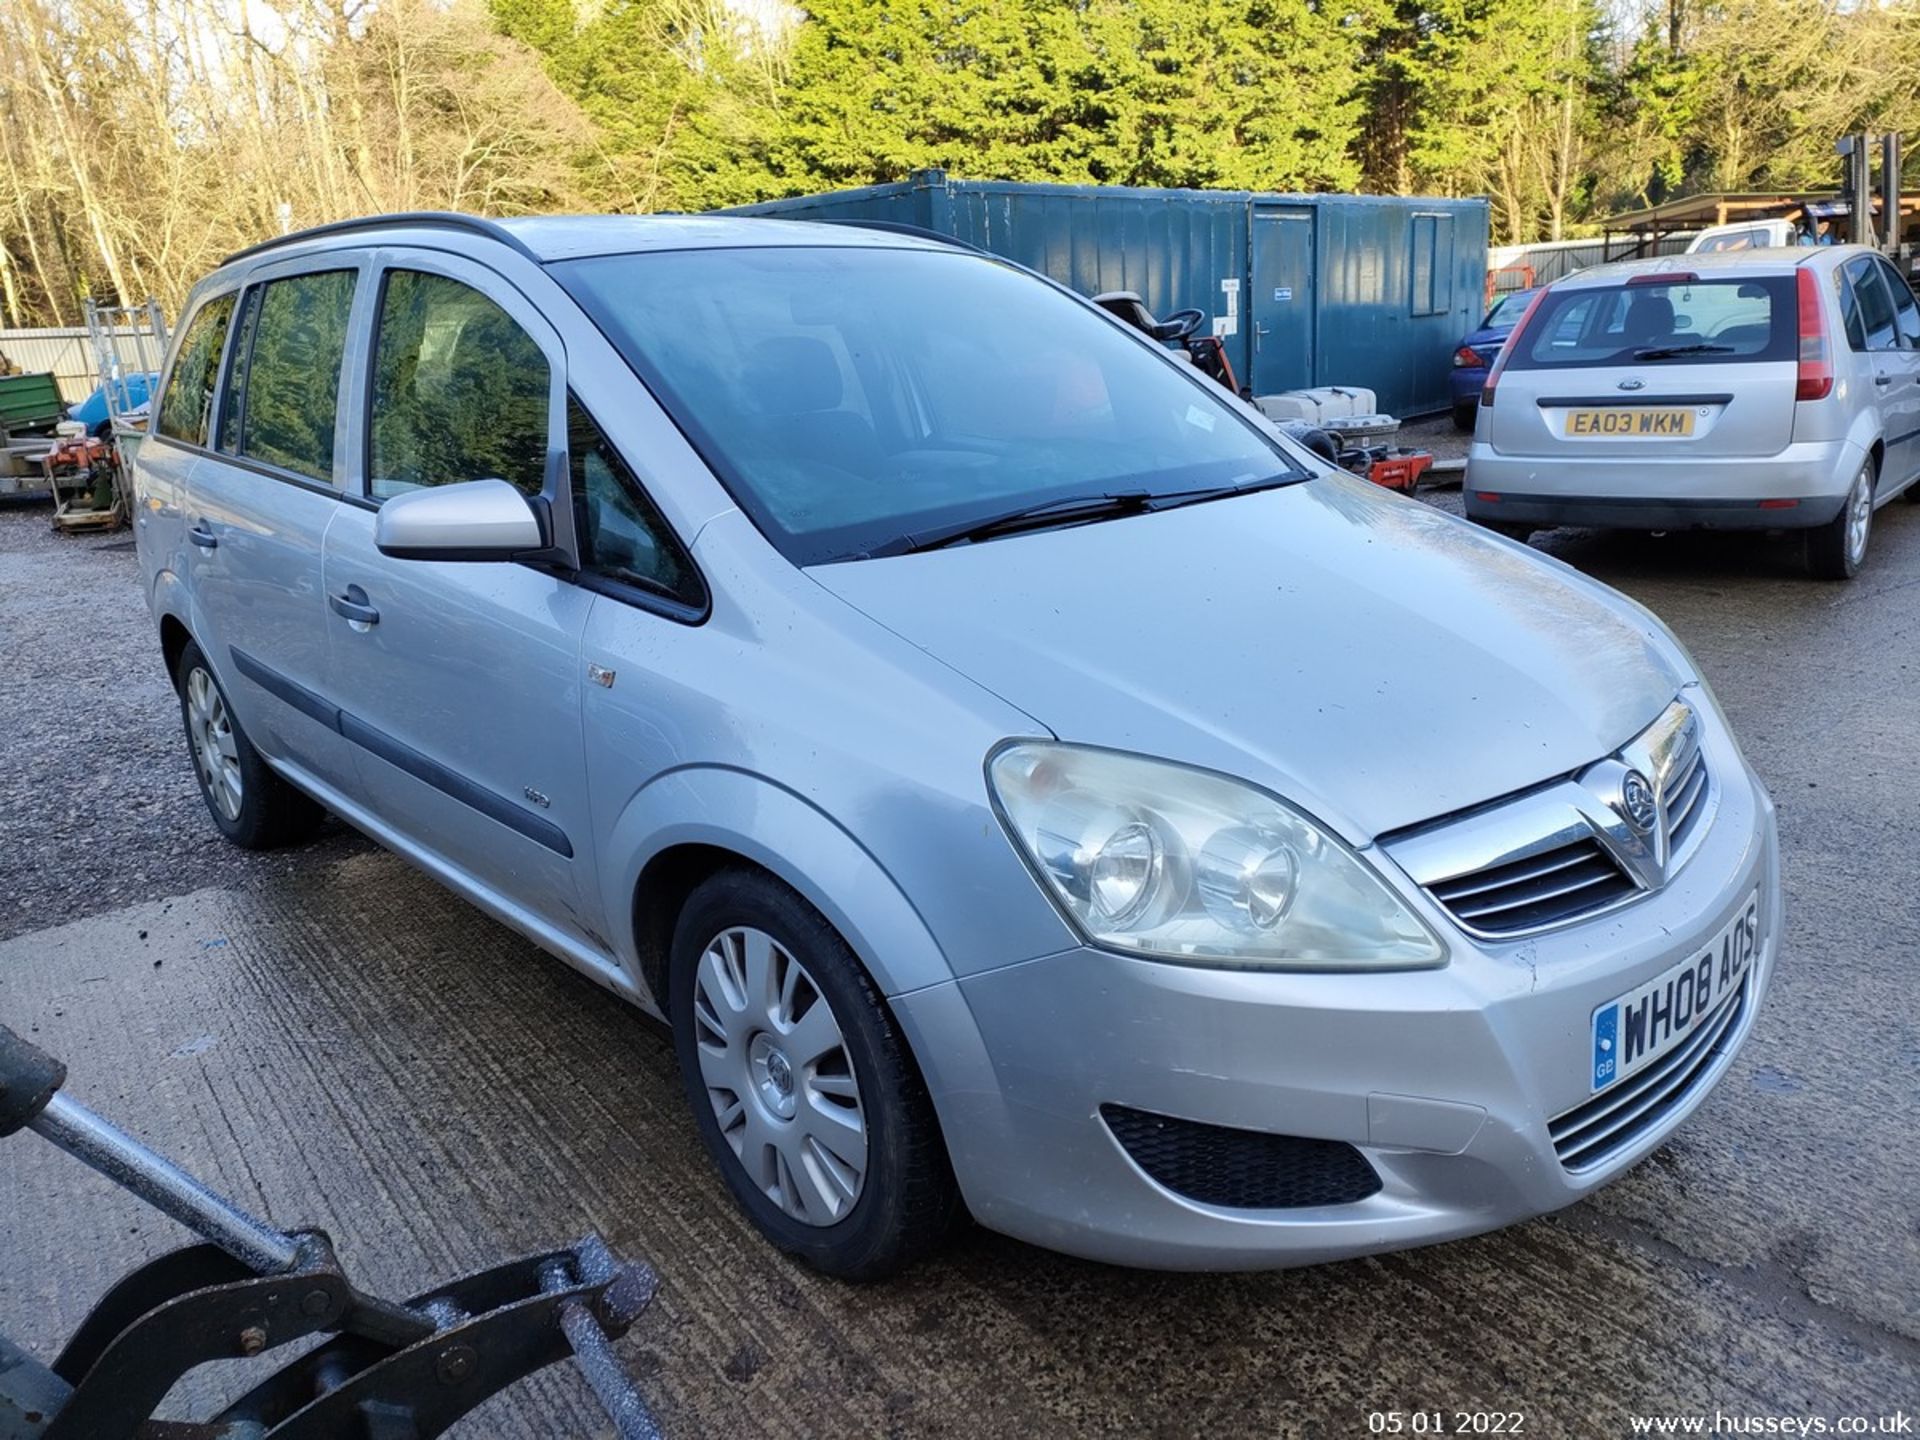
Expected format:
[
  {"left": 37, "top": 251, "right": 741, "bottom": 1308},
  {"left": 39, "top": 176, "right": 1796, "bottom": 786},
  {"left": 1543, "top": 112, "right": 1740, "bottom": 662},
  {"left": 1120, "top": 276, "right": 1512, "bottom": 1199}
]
[
  {"left": 895, "top": 737, "right": 1780, "bottom": 1271},
  {"left": 1465, "top": 437, "right": 1861, "bottom": 531}
]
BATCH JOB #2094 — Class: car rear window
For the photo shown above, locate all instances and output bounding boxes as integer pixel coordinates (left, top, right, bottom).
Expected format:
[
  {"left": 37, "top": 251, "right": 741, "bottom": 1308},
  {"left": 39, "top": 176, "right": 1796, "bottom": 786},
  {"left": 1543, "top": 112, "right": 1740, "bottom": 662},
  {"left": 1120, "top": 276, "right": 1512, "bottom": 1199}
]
[{"left": 1504, "top": 276, "right": 1795, "bottom": 370}]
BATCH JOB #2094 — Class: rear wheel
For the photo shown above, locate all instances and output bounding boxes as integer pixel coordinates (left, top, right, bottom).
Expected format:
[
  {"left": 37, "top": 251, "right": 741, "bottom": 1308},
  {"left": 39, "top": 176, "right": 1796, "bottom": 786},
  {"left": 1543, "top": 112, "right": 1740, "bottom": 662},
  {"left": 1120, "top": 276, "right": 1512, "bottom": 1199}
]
[
  {"left": 1451, "top": 400, "right": 1478, "bottom": 432},
  {"left": 1807, "top": 458, "right": 1874, "bottom": 580},
  {"left": 669, "top": 869, "right": 961, "bottom": 1280},
  {"left": 174, "top": 641, "right": 325, "bottom": 848}
]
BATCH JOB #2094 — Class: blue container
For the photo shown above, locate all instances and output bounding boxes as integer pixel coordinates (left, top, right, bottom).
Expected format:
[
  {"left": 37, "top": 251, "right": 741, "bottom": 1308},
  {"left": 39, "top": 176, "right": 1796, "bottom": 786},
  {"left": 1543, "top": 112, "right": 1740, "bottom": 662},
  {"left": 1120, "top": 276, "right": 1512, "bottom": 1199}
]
[{"left": 724, "top": 171, "right": 1489, "bottom": 416}]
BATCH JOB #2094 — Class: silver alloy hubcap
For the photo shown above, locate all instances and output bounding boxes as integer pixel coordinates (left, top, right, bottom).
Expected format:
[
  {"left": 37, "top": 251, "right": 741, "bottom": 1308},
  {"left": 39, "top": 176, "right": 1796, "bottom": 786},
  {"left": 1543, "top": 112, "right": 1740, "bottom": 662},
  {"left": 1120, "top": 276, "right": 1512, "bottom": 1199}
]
[
  {"left": 692, "top": 926, "right": 867, "bottom": 1226},
  {"left": 186, "top": 667, "right": 243, "bottom": 821},
  {"left": 1846, "top": 465, "right": 1872, "bottom": 565}
]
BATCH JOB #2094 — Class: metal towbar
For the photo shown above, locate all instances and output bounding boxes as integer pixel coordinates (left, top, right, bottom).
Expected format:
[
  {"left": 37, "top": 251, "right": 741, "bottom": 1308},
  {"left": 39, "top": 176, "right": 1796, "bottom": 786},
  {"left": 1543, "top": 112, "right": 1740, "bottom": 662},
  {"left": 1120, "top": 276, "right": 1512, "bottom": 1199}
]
[{"left": 0, "top": 1022, "right": 663, "bottom": 1440}]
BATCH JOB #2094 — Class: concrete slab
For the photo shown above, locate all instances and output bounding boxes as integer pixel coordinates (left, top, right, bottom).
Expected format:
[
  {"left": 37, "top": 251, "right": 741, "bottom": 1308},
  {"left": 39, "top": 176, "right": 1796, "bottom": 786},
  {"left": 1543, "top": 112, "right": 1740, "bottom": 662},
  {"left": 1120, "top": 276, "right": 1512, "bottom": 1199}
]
[{"left": 4, "top": 844, "right": 1915, "bottom": 1436}]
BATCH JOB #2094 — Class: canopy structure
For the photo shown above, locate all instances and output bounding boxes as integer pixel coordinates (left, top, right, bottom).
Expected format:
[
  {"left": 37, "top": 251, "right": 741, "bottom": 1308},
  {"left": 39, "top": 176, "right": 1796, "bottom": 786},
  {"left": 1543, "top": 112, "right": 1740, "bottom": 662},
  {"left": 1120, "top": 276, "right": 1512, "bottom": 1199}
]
[{"left": 1603, "top": 191, "right": 1920, "bottom": 248}]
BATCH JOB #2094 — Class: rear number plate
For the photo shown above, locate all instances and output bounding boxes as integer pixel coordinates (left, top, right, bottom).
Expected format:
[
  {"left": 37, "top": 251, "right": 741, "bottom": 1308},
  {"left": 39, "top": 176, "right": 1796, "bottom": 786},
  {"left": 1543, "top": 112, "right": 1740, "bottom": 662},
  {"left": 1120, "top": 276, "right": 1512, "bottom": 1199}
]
[
  {"left": 1565, "top": 408, "right": 1696, "bottom": 437},
  {"left": 1590, "top": 893, "right": 1758, "bottom": 1092}
]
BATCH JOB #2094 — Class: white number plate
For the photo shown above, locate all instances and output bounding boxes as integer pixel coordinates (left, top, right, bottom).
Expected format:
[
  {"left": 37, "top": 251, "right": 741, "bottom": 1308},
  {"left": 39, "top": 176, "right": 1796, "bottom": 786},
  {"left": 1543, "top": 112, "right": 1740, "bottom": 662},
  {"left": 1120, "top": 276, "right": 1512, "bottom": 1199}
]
[{"left": 1590, "top": 893, "right": 1758, "bottom": 1093}]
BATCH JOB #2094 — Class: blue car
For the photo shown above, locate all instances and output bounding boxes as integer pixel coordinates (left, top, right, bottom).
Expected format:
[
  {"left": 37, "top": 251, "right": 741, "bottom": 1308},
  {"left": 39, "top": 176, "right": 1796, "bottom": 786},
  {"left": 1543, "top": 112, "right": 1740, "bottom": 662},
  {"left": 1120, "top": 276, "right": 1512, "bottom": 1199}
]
[{"left": 1450, "top": 288, "right": 1539, "bottom": 430}]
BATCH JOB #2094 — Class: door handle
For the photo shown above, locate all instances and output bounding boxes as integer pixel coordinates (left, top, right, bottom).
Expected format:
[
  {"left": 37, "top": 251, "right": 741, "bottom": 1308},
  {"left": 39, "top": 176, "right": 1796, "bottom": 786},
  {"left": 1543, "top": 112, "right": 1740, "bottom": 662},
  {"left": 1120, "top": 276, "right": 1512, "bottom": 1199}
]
[
  {"left": 328, "top": 585, "right": 379, "bottom": 627},
  {"left": 188, "top": 522, "right": 217, "bottom": 549},
  {"left": 1874, "top": 373, "right": 1893, "bottom": 386}
]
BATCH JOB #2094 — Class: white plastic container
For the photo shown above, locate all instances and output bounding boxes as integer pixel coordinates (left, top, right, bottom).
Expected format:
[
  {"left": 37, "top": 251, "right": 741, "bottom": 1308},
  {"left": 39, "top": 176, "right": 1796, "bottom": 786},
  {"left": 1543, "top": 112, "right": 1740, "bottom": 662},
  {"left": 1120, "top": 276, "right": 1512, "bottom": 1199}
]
[{"left": 1252, "top": 386, "right": 1380, "bottom": 425}]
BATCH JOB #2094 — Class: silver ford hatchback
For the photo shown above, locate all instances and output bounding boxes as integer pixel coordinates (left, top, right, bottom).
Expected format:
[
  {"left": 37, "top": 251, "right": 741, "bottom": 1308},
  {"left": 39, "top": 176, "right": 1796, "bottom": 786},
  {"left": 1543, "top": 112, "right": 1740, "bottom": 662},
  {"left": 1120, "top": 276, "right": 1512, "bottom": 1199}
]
[
  {"left": 1466, "top": 246, "right": 1920, "bottom": 578},
  {"left": 135, "top": 214, "right": 1779, "bottom": 1278}
]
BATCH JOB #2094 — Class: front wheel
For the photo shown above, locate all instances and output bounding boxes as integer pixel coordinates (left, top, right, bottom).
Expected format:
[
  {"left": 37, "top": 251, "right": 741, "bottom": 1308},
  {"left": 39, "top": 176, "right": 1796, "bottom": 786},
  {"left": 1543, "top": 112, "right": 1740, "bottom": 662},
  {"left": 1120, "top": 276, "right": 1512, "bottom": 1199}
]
[
  {"left": 174, "top": 641, "right": 324, "bottom": 848},
  {"left": 669, "top": 869, "right": 961, "bottom": 1280},
  {"left": 1807, "top": 458, "right": 1874, "bottom": 580}
]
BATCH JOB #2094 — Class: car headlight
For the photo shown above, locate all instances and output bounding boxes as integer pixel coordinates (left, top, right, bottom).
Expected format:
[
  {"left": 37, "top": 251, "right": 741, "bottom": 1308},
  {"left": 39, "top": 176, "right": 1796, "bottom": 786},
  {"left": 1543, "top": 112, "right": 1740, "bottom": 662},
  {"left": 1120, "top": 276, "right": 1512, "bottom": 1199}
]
[{"left": 988, "top": 743, "right": 1445, "bottom": 971}]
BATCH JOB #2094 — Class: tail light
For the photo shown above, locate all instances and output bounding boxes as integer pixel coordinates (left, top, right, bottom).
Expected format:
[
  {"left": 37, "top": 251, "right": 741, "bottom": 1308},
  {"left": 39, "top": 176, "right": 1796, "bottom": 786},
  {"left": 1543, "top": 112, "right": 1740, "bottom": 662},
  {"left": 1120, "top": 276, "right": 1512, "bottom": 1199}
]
[
  {"left": 1479, "top": 288, "right": 1548, "bottom": 408},
  {"left": 1795, "top": 267, "right": 1833, "bottom": 401},
  {"left": 1453, "top": 345, "right": 1486, "bottom": 369},
  {"left": 1627, "top": 271, "right": 1697, "bottom": 286}
]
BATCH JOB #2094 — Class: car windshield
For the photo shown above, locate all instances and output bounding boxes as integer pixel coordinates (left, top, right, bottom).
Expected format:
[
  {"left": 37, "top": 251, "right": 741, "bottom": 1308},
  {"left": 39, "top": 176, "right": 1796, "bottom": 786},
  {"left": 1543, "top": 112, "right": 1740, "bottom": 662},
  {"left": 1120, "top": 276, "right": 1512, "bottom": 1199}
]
[
  {"left": 1505, "top": 276, "right": 1795, "bottom": 369},
  {"left": 554, "top": 246, "right": 1301, "bottom": 564},
  {"left": 1484, "top": 291, "right": 1535, "bottom": 327}
]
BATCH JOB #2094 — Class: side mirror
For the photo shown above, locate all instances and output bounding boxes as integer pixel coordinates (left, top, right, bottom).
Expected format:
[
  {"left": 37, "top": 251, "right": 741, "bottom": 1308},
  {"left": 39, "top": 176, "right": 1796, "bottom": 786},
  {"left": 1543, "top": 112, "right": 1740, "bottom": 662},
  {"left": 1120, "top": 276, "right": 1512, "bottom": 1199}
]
[{"left": 375, "top": 478, "right": 546, "bottom": 562}]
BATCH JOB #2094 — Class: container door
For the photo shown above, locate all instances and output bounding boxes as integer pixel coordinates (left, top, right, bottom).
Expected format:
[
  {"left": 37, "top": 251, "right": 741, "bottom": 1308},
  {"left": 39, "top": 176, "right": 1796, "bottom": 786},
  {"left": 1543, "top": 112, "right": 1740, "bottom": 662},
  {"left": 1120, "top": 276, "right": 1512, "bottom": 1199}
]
[{"left": 1251, "top": 208, "right": 1314, "bottom": 395}]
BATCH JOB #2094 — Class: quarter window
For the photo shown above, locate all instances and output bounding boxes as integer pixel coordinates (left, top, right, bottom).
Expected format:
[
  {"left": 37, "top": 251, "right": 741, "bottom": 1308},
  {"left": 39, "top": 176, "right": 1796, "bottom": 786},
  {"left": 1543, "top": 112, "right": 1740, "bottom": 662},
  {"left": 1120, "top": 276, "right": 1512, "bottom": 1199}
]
[
  {"left": 221, "top": 270, "right": 356, "bottom": 482},
  {"left": 1835, "top": 267, "right": 1868, "bottom": 351},
  {"left": 156, "top": 293, "right": 236, "bottom": 446},
  {"left": 569, "top": 398, "right": 700, "bottom": 608},
  {"left": 368, "top": 271, "right": 550, "bottom": 500}
]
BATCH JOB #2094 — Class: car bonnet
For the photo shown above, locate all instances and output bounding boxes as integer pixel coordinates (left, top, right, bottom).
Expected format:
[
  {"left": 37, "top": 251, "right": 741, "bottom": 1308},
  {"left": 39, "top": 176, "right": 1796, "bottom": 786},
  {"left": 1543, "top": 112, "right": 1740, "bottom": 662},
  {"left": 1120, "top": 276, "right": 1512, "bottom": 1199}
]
[{"left": 806, "top": 477, "right": 1684, "bottom": 842}]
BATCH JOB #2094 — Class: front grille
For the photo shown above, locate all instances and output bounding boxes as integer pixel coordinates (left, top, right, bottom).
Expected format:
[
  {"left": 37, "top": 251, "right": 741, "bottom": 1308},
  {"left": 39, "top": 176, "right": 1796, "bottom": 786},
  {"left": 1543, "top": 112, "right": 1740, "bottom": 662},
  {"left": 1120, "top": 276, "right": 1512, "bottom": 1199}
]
[
  {"left": 1102, "top": 1105, "right": 1382, "bottom": 1210},
  {"left": 1549, "top": 978, "right": 1748, "bottom": 1171},
  {"left": 1662, "top": 732, "right": 1710, "bottom": 852},
  {"left": 1428, "top": 837, "right": 1637, "bottom": 937}
]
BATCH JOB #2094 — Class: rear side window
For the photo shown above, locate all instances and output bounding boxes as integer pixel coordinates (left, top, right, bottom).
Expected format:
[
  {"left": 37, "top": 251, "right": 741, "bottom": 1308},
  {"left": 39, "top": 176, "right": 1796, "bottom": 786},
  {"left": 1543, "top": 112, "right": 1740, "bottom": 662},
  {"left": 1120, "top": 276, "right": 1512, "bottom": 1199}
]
[
  {"left": 1506, "top": 277, "right": 1794, "bottom": 369},
  {"left": 156, "top": 293, "right": 236, "bottom": 446},
  {"left": 1881, "top": 261, "right": 1920, "bottom": 349},
  {"left": 221, "top": 270, "right": 356, "bottom": 482},
  {"left": 1842, "top": 259, "right": 1898, "bottom": 351},
  {"left": 368, "top": 271, "right": 550, "bottom": 500}
]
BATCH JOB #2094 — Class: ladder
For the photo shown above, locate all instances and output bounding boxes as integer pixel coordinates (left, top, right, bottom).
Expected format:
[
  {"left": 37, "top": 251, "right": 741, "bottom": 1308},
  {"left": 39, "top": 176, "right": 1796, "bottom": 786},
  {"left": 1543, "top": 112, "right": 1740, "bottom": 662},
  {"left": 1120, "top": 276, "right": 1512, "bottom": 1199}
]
[{"left": 59, "top": 297, "right": 169, "bottom": 531}]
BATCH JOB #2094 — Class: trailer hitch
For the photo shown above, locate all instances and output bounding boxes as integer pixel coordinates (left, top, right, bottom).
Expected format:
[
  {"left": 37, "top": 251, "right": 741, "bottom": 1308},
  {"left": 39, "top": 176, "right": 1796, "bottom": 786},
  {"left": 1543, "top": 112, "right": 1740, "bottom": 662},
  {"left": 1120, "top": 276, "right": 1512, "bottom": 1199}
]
[{"left": 0, "top": 1023, "right": 662, "bottom": 1440}]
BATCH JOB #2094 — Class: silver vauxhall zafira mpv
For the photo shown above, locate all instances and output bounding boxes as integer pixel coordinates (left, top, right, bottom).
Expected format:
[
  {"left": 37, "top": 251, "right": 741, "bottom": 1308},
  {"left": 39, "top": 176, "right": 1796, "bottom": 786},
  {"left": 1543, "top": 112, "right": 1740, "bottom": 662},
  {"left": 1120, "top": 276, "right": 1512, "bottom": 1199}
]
[{"left": 132, "top": 213, "right": 1779, "bottom": 1278}]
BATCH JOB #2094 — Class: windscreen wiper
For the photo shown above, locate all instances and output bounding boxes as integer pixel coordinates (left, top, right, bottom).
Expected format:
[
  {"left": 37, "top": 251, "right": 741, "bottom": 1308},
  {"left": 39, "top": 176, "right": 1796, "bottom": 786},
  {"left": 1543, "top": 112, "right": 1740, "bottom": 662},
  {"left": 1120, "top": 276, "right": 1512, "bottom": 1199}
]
[
  {"left": 891, "top": 491, "right": 1157, "bottom": 554},
  {"left": 1633, "top": 343, "right": 1734, "bottom": 360},
  {"left": 880, "top": 472, "right": 1305, "bottom": 556}
]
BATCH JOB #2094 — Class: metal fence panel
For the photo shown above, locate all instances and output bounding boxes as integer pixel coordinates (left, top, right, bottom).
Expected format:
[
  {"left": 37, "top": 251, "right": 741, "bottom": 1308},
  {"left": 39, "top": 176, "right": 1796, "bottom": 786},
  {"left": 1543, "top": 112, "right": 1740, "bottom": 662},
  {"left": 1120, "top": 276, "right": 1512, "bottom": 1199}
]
[{"left": 0, "top": 327, "right": 149, "bottom": 403}]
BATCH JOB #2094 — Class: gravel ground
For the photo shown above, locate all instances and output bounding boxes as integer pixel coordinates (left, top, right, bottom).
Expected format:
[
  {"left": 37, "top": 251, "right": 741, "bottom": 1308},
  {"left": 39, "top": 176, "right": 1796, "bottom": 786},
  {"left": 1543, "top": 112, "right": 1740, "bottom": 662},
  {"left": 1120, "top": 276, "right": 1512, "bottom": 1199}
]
[
  {"left": 1398, "top": 410, "right": 1473, "bottom": 465},
  {"left": 3, "top": 461, "right": 1917, "bottom": 1437},
  {"left": 0, "top": 499, "right": 366, "bottom": 942}
]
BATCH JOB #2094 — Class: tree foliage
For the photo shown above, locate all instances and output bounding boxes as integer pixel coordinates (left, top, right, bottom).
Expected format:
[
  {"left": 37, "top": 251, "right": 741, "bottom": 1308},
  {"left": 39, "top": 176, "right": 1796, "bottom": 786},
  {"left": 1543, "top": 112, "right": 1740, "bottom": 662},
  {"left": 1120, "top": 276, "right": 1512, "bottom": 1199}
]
[
  {"left": 0, "top": 0, "right": 592, "bottom": 325},
  {"left": 2, "top": 0, "right": 1918, "bottom": 326}
]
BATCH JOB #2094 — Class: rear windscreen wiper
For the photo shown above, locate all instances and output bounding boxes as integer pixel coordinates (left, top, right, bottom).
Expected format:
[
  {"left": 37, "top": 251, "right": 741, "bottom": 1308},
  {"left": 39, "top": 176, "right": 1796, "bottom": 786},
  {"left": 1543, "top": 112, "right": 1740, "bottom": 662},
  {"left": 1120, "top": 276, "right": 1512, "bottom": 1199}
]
[{"left": 1633, "top": 343, "right": 1734, "bottom": 360}]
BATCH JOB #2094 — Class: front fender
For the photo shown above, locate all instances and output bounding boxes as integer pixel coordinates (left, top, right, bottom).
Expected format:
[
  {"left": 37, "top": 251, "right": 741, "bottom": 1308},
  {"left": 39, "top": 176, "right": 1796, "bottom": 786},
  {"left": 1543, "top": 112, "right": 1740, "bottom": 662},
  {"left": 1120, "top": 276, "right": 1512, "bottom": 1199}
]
[{"left": 603, "top": 765, "right": 960, "bottom": 1002}]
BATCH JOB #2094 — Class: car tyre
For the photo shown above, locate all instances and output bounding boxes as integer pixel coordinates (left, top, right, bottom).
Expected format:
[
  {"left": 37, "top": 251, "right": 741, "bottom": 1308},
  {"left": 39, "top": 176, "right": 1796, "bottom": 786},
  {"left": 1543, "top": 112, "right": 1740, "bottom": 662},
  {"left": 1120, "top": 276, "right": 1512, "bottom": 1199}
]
[
  {"left": 1807, "top": 457, "right": 1874, "bottom": 581},
  {"left": 1451, "top": 400, "right": 1478, "bottom": 432},
  {"left": 174, "top": 640, "right": 325, "bottom": 849},
  {"left": 669, "top": 868, "right": 962, "bottom": 1280}
]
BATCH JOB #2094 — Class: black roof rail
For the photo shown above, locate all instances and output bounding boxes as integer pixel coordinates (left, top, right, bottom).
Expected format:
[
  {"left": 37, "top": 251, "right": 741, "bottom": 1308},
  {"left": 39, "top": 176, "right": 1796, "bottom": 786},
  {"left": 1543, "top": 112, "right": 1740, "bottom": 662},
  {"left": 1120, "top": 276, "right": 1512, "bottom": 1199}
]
[
  {"left": 221, "top": 211, "right": 542, "bottom": 267},
  {"left": 804, "top": 217, "right": 981, "bottom": 253}
]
